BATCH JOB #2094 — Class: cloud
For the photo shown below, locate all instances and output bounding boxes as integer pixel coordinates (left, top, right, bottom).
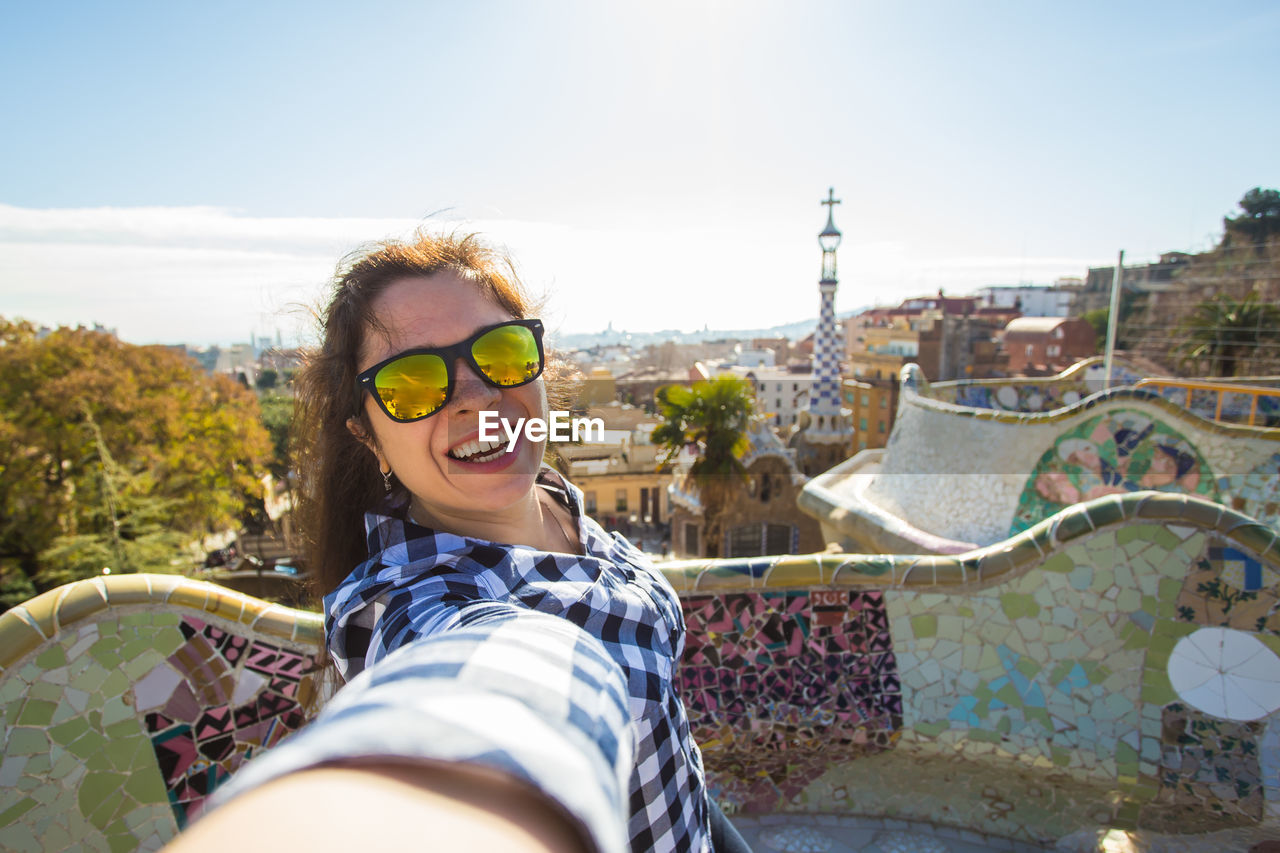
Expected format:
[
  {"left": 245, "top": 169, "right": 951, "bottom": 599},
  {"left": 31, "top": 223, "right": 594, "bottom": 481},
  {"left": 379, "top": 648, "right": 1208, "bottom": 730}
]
[{"left": 0, "top": 204, "right": 1101, "bottom": 345}]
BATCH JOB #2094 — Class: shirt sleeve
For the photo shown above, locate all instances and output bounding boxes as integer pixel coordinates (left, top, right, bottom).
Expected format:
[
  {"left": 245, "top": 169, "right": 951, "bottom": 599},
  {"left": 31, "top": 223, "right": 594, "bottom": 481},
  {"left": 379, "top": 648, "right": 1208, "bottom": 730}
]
[{"left": 205, "top": 610, "right": 636, "bottom": 853}]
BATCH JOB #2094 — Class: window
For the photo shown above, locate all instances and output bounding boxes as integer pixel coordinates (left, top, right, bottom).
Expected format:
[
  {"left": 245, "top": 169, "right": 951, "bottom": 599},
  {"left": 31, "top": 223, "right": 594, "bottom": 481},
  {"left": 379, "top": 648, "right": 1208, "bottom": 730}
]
[
  {"left": 879, "top": 396, "right": 887, "bottom": 408},
  {"left": 615, "top": 489, "right": 628, "bottom": 512},
  {"left": 861, "top": 393, "right": 870, "bottom": 407},
  {"left": 1047, "top": 344, "right": 1060, "bottom": 357},
  {"left": 764, "top": 524, "right": 792, "bottom": 555},
  {"left": 878, "top": 420, "right": 886, "bottom": 433},
  {"left": 859, "top": 417, "right": 867, "bottom": 430},
  {"left": 728, "top": 525, "right": 762, "bottom": 558},
  {"left": 584, "top": 491, "right": 597, "bottom": 514},
  {"left": 1025, "top": 344, "right": 1034, "bottom": 357},
  {"left": 776, "top": 382, "right": 782, "bottom": 392},
  {"left": 684, "top": 523, "right": 699, "bottom": 556},
  {"left": 776, "top": 398, "right": 782, "bottom": 410},
  {"left": 792, "top": 383, "right": 798, "bottom": 391}
]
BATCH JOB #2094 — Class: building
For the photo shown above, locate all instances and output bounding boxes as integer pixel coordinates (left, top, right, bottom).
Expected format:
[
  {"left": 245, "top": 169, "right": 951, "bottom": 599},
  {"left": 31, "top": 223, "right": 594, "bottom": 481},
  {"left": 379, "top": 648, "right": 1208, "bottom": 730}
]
[
  {"left": 669, "top": 421, "right": 824, "bottom": 559},
  {"left": 848, "top": 296, "right": 1018, "bottom": 382},
  {"left": 1072, "top": 253, "right": 1193, "bottom": 315},
  {"left": 845, "top": 378, "right": 899, "bottom": 454},
  {"left": 1003, "top": 316, "right": 1098, "bottom": 373},
  {"left": 738, "top": 366, "right": 818, "bottom": 430},
  {"left": 555, "top": 402, "right": 671, "bottom": 552},
  {"left": 976, "top": 284, "right": 1075, "bottom": 317},
  {"left": 790, "top": 189, "right": 855, "bottom": 476}
]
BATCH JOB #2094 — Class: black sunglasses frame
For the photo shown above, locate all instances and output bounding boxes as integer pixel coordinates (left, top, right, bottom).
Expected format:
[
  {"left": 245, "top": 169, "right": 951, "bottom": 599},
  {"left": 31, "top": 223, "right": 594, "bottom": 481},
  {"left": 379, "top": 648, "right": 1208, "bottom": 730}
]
[{"left": 357, "top": 318, "right": 545, "bottom": 423}]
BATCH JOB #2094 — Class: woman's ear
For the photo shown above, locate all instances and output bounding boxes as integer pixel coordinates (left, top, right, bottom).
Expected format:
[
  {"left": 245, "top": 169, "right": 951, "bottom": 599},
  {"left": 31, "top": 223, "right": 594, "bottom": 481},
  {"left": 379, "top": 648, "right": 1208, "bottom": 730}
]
[{"left": 346, "top": 417, "right": 381, "bottom": 458}]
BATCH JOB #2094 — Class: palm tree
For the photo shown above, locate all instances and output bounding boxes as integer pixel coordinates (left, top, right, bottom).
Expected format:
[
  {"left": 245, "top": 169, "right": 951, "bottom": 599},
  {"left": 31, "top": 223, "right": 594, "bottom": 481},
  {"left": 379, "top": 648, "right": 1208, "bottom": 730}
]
[
  {"left": 651, "top": 375, "right": 754, "bottom": 558},
  {"left": 1174, "top": 291, "right": 1280, "bottom": 377}
]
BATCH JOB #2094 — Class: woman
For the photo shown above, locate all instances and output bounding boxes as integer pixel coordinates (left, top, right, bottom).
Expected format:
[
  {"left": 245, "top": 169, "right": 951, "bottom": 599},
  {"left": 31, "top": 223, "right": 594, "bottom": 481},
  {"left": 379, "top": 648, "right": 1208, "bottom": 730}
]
[{"left": 287, "top": 231, "right": 746, "bottom": 852}]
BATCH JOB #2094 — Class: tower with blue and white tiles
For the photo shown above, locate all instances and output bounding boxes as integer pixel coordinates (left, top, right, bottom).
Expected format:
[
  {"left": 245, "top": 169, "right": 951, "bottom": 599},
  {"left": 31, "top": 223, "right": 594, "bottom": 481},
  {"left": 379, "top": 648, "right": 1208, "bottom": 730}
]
[
  {"left": 792, "top": 188, "right": 853, "bottom": 476},
  {"left": 810, "top": 188, "right": 844, "bottom": 421}
]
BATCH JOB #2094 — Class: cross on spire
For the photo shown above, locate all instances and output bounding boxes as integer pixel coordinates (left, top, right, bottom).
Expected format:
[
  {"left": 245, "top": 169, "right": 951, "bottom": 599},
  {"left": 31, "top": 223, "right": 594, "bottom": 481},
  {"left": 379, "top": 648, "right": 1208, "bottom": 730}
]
[{"left": 821, "top": 187, "right": 841, "bottom": 212}]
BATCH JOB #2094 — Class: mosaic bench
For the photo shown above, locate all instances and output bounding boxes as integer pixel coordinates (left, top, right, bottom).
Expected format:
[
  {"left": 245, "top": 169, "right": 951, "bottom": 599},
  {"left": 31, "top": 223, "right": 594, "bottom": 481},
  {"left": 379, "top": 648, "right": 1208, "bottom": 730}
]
[
  {"left": 4, "top": 491, "right": 1280, "bottom": 850},
  {"left": 806, "top": 362, "right": 1280, "bottom": 553}
]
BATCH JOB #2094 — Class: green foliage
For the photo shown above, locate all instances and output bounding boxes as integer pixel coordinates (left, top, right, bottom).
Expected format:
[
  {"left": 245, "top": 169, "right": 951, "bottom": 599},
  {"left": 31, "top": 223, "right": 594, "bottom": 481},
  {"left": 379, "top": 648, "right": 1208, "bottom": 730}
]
[
  {"left": 257, "top": 393, "right": 294, "bottom": 481},
  {"left": 1173, "top": 291, "right": 1280, "bottom": 377},
  {"left": 255, "top": 367, "right": 279, "bottom": 390},
  {"left": 1081, "top": 307, "right": 1109, "bottom": 351},
  {"left": 0, "top": 319, "right": 272, "bottom": 605},
  {"left": 1224, "top": 187, "right": 1280, "bottom": 246},
  {"left": 652, "top": 375, "right": 754, "bottom": 557}
]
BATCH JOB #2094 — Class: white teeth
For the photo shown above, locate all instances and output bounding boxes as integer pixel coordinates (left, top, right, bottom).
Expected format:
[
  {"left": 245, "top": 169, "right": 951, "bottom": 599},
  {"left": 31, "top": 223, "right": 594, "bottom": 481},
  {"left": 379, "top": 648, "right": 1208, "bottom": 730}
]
[{"left": 448, "top": 436, "right": 508, "bottom": 461}]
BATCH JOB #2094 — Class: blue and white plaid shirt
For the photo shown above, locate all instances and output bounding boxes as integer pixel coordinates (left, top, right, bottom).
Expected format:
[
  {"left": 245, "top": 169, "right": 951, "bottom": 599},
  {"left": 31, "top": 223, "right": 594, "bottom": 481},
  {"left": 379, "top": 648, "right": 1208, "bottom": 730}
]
[{"left": 324, "top": 468, "right": 712, "bottom": 853}]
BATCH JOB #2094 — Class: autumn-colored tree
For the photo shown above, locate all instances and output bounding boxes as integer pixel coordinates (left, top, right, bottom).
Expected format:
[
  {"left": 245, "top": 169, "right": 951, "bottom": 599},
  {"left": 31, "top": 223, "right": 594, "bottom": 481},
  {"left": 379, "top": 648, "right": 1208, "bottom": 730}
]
[
  {"left": 0, "top": 319, "right": 272, "bottom": 603},
  {"left": 651, "top": 375, "right": 753, "bottom": 559}
]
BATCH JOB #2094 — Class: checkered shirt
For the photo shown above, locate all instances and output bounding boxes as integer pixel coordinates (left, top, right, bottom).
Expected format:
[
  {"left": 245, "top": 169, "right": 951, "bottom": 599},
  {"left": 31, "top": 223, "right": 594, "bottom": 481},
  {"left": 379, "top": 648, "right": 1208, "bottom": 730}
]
[
  {"left": 324, "top": 468, "right": 712, "bottom": 853},
  {"left": 208, "top": 612, "right": 635, "bottom": 853}
]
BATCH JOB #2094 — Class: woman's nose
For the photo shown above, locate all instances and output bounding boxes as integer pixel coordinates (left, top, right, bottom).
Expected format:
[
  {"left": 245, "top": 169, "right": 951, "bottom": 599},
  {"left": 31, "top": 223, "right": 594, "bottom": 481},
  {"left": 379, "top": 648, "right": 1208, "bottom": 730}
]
[{"left": 450, "top": 359, "right": 502, "bottom": 412}]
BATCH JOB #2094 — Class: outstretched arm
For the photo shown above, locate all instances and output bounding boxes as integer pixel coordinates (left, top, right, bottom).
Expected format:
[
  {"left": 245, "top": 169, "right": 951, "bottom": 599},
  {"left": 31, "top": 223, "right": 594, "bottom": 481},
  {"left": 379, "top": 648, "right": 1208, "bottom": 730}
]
[{"left": 166, "top": 611, "right": 636, "bottom": 853}]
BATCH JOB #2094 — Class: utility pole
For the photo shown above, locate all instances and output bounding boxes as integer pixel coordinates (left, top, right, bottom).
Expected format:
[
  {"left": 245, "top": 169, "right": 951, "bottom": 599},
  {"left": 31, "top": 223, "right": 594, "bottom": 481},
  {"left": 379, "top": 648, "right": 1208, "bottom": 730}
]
[{"left": 1104, "top": 250, "right": 1124, "bottom": 389}]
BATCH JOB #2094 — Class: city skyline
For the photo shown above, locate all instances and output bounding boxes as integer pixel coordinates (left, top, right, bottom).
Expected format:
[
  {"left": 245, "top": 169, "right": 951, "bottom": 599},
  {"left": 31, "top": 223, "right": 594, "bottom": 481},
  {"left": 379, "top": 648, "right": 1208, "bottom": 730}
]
[{"left": 2, "top": 1, "right": 1277, "bottom": 346}]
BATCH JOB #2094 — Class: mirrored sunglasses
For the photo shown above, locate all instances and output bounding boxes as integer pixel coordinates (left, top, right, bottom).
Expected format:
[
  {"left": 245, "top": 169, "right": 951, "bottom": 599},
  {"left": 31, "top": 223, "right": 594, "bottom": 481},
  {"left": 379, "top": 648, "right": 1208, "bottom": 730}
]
[{"left": 357, "top": 319, "right": 545, "bottom": 422}]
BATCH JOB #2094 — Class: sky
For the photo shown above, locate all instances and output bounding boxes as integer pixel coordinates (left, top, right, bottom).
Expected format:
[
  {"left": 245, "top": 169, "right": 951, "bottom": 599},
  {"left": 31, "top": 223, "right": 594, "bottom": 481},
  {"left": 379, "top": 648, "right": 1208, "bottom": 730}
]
[{"left": 2, "top": 0, "right": 1278, "bottom": 347}]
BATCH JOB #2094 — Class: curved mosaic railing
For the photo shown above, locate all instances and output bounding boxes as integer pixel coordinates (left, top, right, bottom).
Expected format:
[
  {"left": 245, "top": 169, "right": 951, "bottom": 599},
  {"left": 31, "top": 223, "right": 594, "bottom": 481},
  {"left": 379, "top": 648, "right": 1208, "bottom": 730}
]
[
  {"left": 0, "top": 575, "right": 323, "bottom": 851},
  {"left": 926, "top": 357, "right": 1280, "bottom": 427},
  {"left": 925, "top": 356, "right": 1144, "bottom": 413},
  {"left": 5, "top": 492, "right": 1280, "bottom": 848},
  {"left": 804, "top": 362, "right": 1280, "bottom": 554}
]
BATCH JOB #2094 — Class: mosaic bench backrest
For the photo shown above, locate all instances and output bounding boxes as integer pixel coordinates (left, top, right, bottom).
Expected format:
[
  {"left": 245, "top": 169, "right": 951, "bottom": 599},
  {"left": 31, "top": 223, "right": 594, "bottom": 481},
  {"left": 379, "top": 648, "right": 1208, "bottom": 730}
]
[
  {"left": 858, "top": 363, "right": 1280, "bottom": 549},
  {"left": 0, "top": 576, "right": 323, "bottom": 851},
  {"left": 925, "top": 356, "right": 1145, "bottom": 413},
  {"left": 4, "top": 491, "right": 1280, "bottom": 848}
]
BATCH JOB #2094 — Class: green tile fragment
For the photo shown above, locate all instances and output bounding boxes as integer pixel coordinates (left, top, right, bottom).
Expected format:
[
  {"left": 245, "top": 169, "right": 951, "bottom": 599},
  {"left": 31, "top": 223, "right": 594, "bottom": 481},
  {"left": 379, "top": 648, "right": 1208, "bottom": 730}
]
[
  {"left": 0, "top": 797, "right": 37, "bottom": 826},
  {"left": 1015, "top": 658, "right": 1041, "bottom": 678},
  {"left": 67, "top": 729, "right": 108, "bottom": 760},
  {"left": 1000, "top": 593, "right": 1039, "bottom": 620},
  {"left": 5, "top": 726, "right": 50, "bottom": 755},
  {"left": 910, "top": 614, "right": 937, "bottom": 638},
  {"left": 1041, "top": 553, "right": 1074, "bottom": 574},
  {"left": 30, "top": 681, "right": 63, "bottom": 702},
  {"left": 16, "top": 698, "right": 57, "bottom": 726},
  {"left": 101, "top": 670, "right": 128, "bottom": 698},
  {"left": 123, "top": 765, "right": 168, "bottom": 803},
  {"left": 108, "top": 830, "right": 140, "bottom": 853},
  {"left": 49, "top": 716, "right": 91, "bottom": 745},
  {"left": 36, "top": 644, "right": 67, "bottom": 669}
]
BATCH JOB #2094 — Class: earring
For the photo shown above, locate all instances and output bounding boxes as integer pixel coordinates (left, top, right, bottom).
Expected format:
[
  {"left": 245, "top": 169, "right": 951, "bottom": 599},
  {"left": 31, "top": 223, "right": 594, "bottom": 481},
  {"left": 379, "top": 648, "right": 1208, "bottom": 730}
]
[{"left": 381, "top": 466, "right": 392, "bottom": 492}]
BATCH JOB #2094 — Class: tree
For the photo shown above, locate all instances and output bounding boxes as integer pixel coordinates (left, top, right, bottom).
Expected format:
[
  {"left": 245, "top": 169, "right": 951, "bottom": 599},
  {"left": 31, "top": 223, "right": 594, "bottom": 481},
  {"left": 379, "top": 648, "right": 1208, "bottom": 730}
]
[
  {"left": 1122, "top": 188, "right": 1280, "bottom": 375},
  {"left": 0, "top": 320, "right": 272, "bottom": 603},
  {"left": 255, "top": 367, "right": 279, "bottom": 390},
  {"left": 1224, "top": 187, "right": 1280, "bottom": 247},
  {"left": 1173, "top": 292, "right": 1280, "bottom": 378},
  {"left": 651, "top": 375, "right": 754, "bottom": 559},
  {"left": 257, "top": 393, "right": 294, "bottom": 483}
]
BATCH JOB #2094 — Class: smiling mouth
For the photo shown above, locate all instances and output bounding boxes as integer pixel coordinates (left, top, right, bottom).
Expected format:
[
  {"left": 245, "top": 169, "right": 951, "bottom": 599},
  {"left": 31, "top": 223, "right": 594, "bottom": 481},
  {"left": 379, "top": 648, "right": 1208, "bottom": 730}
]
[{"left": 447, "top": 436, "right": 511, "bottom": 463}]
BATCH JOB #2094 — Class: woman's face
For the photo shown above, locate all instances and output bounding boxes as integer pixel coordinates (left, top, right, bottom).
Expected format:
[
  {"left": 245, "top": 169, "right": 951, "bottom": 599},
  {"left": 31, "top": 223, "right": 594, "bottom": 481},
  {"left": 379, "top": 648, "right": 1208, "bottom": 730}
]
[{"left": 355, "top": 272, "right": 548, "bottom": 527}]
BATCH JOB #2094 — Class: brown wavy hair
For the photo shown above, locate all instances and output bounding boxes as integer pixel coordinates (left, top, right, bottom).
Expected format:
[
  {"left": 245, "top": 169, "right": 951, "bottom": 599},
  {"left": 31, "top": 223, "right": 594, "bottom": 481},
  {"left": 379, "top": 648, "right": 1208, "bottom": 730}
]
[{"left": 293, "top": 230, "right": 574, "bottom": 603}]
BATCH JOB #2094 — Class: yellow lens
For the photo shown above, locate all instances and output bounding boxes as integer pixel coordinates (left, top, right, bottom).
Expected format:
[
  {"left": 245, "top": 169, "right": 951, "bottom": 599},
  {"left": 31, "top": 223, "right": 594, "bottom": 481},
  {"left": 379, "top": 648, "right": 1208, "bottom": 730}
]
[
  {"left": 472, "top": 325, "right": 541, "bottom": 386},
  {"left": 375, "top": 353, "right": 449, "bottom": 420}
]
